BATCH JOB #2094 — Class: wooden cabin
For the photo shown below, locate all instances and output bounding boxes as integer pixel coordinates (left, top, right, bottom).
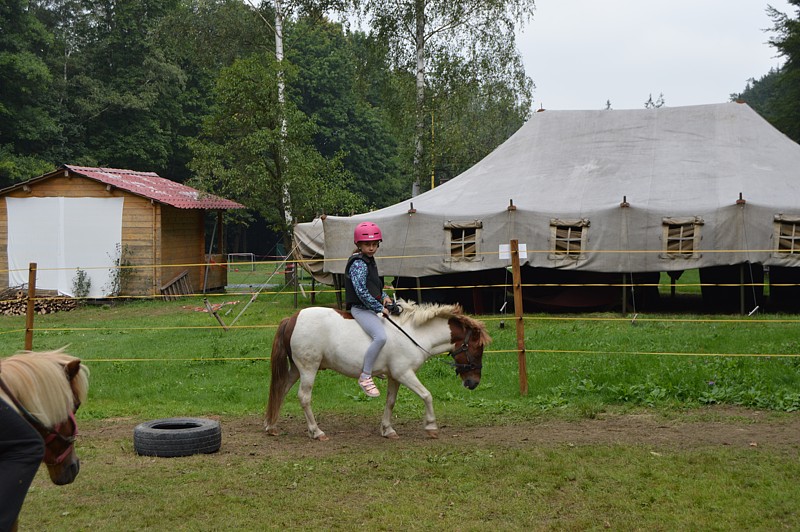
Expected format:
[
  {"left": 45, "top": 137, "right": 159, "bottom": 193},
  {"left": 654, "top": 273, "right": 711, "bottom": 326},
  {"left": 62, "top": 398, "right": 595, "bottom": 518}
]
[{"left": 0, "top": 165, "right": 245, "bottom": 299}]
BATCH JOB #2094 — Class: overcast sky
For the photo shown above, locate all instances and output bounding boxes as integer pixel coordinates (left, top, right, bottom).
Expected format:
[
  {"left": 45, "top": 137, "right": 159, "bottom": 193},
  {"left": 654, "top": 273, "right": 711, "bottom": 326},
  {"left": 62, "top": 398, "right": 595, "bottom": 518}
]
[{"left": 516, "top": 0, "right": 793, "bottom": 110}]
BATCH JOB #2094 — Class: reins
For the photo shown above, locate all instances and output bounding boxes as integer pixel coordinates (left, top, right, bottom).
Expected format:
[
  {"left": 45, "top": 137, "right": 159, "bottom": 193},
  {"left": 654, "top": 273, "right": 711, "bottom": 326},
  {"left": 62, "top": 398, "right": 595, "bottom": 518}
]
[
  {"left": 384, "top": 315, "right": 436, "bottom": 355},
  {"left": 384, "top": 315, "right": 481, "bottom": 373}
]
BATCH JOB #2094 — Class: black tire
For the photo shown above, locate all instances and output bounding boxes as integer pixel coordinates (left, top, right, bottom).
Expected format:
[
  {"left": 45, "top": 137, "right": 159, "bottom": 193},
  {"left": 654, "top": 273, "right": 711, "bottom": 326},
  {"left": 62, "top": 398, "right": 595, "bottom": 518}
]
[{"left": 133, "top": 417, "right": 222, "bottom": 457}]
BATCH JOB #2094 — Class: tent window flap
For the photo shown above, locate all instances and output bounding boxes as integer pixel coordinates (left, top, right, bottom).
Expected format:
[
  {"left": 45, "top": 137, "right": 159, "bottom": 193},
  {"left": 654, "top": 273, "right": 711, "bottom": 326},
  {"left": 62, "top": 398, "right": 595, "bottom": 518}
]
[
  {"left": 661, "top": 217, "right": 703, "bottom": 259},
  {"left": 549, "top": 219, "right": 589, "bottom": 260},
  {"left": 445, "top": 220, "right": 482, "bottom": 261},
  {"left": 775, "top": 218, "right": 800, "bottom": 255}
]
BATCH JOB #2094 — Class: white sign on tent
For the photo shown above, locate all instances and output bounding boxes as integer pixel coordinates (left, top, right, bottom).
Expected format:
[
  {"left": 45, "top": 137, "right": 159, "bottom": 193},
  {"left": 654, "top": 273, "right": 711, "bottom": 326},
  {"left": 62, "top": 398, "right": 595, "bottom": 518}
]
[{"left": 499, "top": 243, "right": 527, "bottom": 260}]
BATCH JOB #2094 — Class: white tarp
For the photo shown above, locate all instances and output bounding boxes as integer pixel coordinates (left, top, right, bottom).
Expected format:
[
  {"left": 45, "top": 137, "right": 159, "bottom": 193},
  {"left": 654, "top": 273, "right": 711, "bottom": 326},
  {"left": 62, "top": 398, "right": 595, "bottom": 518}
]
[
  {"left": 306, "top": 103, "right": 800, "bottom": 279},
  {"left": 292, "top": 217, "right": 333, "bottom": 284},
  {"left": 7, "top": 197, "right": 124, "bottom": 297}
]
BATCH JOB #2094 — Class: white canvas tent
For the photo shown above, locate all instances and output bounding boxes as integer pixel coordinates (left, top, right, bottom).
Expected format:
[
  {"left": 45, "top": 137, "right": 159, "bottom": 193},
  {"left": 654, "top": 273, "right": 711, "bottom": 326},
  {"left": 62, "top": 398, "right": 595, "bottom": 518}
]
[{"left": 296, "top": 103, "right": 800, "bottom": 309}]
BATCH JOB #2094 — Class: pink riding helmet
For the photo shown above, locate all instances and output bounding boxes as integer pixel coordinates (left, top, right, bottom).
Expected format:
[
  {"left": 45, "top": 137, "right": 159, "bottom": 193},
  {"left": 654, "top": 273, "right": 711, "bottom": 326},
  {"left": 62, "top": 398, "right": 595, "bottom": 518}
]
[{"left": 354, "top": 221, "right": 383, "bottom": 243}]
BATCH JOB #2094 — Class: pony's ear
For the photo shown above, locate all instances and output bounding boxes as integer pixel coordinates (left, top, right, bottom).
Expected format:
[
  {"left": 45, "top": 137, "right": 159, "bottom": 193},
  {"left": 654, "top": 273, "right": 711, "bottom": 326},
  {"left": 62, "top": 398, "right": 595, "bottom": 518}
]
[{"left": 64, "top": 359, "right": 82, "bottom": 380}]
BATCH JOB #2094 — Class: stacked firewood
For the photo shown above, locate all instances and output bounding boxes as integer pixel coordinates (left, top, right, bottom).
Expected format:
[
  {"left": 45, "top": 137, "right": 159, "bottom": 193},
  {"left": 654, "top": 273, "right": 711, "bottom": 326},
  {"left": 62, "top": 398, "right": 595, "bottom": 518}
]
[{"left": 0, "top": 288, "right": 77, "bottom": 316}]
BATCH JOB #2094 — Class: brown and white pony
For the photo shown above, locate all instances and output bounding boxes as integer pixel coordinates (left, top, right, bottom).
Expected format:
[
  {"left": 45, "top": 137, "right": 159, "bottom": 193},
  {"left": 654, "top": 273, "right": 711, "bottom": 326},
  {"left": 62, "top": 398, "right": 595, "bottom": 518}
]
[
  {"left": 0, "top": 350, "right": 89, "bottom": 530},
  {"left": 265, "top": 301, "right": 490, "bottom": 440}
]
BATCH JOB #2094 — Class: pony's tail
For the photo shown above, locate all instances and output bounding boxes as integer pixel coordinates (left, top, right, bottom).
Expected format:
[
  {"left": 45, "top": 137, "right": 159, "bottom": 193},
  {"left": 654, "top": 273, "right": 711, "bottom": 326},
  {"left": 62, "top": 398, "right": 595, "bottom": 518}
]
[{"left": 265, "top": 316, "right": 292, "bottom": 431}]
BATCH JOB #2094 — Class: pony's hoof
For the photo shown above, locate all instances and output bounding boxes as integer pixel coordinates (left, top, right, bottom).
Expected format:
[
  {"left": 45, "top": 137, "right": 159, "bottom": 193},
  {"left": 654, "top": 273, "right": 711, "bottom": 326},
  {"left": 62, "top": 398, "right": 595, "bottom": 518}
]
[
  {"left": 384, "top": 431, "right": 400, "bottom": 440},
  {"left": 426, "top": 429, "right": 439, "bottom": 439},
  {"left": 265, "top": 426, "right": 279, "bottom": 436},
  {"left": 315, "top": 434, "right": 330, "bottom": 442}
]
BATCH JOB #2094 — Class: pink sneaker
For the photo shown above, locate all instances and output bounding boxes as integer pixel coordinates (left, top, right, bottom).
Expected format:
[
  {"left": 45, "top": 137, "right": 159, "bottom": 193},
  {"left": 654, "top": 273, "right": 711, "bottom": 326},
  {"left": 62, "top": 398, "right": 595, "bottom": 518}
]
[{"left": 358, "top": 376, "right": 380, "bottom": 397}]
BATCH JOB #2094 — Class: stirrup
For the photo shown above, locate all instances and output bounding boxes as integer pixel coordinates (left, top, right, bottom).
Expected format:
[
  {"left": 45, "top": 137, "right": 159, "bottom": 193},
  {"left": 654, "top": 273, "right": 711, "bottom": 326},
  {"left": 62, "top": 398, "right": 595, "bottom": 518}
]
[{"left": 358, "top": 376, "right": 380, "bottom": 397}]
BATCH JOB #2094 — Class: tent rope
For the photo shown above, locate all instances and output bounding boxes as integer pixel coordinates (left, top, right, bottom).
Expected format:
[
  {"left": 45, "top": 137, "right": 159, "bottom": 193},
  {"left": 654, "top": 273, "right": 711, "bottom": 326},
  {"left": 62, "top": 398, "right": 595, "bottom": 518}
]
[
  {"left": 225, "top": 223, "right": 323, "bottom": 327},
  {"left": 739, "top": 203, "right": 760, "bottom": 315},
  {"left": 501, "top": 207, "right": 514, "bottom": 322},
  {"left": 623, "top": 204, "right": 637, "bottom": 316}
]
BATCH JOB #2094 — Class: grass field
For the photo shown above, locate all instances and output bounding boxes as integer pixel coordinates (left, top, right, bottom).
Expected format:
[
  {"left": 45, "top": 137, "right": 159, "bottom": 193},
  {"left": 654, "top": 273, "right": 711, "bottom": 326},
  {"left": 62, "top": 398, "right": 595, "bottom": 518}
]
[
  {"left": 4, "top": 278, "right": 800, "bottom": 530},
  {"left": 4, "top": 275, "right": 798, "bottom": 418}
]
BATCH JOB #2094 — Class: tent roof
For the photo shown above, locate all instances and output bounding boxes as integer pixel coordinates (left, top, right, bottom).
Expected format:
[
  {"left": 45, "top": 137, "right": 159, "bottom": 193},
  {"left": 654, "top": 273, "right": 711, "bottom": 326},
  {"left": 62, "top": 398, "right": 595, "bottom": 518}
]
[{"left": 367, "top": 102, "right": 800, "bottom": 218}]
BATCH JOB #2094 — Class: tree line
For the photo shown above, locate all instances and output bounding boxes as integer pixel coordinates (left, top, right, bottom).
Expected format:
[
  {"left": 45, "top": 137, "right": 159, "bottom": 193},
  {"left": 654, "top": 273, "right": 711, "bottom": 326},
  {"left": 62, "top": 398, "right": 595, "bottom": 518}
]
[
  {"left": 734, "top": 2, "right": 800, "bottom": 144},
  {"left": 1, "top": 0, "right": 534, "bottom": 240},
  {"left": 4, "top": 1, "right": 796, "bottom": 243}
]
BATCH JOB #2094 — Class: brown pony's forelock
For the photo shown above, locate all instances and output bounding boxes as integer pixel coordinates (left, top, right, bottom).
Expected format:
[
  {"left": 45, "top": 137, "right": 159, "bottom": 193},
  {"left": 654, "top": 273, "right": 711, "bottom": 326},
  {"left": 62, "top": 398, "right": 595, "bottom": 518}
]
[
  {"left": 1, "top": 350, "right": 88, "bottom": 428},
  {"left": 455, "top": 313, "right": 492, "bottom": 346}
]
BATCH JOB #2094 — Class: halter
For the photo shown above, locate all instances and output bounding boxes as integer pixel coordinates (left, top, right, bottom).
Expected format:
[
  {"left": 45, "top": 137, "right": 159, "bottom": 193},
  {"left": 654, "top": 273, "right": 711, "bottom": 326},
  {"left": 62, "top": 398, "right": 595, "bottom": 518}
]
[
  {"left": 41, "top": 411, "right": 78, "bottom": 465},
  {"left": 447, "top": 327, "right": 483, "bottom": 375},
  {"left": 0, "top": 364, "right": 78, "bottom": 465}
]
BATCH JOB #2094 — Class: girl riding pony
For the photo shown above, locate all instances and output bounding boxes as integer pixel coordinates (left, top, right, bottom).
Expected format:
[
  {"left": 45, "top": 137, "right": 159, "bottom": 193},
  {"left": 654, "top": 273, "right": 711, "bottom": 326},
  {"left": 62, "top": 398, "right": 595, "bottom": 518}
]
[{"left": 344, "top": 221, "right": 393, "bottom": 397}]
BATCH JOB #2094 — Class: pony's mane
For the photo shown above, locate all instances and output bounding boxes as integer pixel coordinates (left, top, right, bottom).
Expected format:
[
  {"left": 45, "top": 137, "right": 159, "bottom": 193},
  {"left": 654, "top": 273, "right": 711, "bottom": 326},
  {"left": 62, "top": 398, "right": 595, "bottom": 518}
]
[
  {"left": 396, "top": 301, "right": 491, "bottom": 346},
  {"left": 0, "top": 350, "right": 89, "bottom": 428}
]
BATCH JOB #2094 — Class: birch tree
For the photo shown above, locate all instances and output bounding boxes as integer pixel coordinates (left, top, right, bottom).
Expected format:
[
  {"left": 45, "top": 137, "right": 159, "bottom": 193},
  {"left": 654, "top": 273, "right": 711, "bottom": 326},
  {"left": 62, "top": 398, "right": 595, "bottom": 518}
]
[
  {"left": 248, "top": 0, "right": 348, "bottom": 233},
  {"left": 189, "top": 53, "right": 364, "bottom": 243},
  {"left": 352, "top": 0, "right": 535, "bottom": 195}
]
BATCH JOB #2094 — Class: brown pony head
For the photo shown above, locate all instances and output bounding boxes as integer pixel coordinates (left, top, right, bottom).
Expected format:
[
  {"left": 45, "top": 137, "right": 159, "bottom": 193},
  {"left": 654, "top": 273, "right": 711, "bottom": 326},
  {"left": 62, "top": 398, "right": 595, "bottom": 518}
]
[{"left": 447, "top": 309, "right": 491, "bottom": 390}]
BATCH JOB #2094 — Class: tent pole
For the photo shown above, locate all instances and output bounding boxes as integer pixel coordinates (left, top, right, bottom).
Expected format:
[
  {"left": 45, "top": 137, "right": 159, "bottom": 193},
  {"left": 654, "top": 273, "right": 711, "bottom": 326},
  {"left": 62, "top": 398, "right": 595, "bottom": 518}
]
[
  {"left": 740, "top": 263, "right": 745, "bottom": 315},
  {"left": 333, "top": 274, "right": 343, "bottom": 309},
  {"left": 621, "top": 273, "right": 627, "bottom": 314}
]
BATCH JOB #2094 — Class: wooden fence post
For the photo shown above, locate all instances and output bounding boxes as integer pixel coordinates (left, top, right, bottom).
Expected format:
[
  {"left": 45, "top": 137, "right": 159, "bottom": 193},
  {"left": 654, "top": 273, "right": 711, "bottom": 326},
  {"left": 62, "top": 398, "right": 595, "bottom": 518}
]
[
  {"left": 510, "top": 241, "right": 528, "bottom": 395},
  {"left": 25, "top": 262, "right": 37, "bottom": 350}
]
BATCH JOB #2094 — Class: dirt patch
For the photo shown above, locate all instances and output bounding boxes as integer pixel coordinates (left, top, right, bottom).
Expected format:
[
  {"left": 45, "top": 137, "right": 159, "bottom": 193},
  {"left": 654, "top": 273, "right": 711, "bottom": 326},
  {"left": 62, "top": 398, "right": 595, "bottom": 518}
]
[{"left": 87, "top": 406, "right": 800, "bottom": 459}]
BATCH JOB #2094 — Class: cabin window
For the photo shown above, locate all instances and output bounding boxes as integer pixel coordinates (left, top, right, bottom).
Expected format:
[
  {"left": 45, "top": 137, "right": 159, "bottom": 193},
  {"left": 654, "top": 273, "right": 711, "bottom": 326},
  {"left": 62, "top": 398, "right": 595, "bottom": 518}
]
[
  {"left": 445, "top": 220, "right": 482, "bottom": 261},
  {"left": 662, "top": 217, "right": 703, "bottom": 259},
  {"left": 549, "top": 219, "right": 589, "bottom": 260},
  {"left": 774, "top": 215, "right": 800, "bottom": 256}
]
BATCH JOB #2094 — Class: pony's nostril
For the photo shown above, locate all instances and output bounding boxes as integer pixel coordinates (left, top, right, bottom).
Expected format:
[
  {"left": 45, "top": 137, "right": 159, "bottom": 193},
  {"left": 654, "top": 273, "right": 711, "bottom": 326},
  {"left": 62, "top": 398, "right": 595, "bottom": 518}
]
[
  {"left": 463, "top": 379, "right": 479, "bottom": 390},
  {"left": 55, "top": 459, "right": 80, "bottom": 485}
]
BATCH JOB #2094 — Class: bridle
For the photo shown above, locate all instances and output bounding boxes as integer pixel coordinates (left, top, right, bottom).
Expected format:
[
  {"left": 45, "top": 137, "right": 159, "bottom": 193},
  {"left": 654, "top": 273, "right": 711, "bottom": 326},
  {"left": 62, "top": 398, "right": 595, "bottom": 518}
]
[
  {"left": 40, "top": 412, "right": 78, "bottom": 466},
  {"left": 0, "top": 363, "right": 79, "bottom": 466},
  {"left": 447, "top": 327, "right": 483, "bottom": 375},
  {"left": 384, "top": 316, "right": 482, "bottom": 374}
]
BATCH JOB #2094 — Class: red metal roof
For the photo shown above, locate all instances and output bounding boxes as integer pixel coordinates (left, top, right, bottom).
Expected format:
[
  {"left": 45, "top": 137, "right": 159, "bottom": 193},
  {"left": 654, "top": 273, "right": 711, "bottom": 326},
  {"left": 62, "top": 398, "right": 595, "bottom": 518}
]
[{"left": 63, "top": 165, "right": 245, "bottom": 210}]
